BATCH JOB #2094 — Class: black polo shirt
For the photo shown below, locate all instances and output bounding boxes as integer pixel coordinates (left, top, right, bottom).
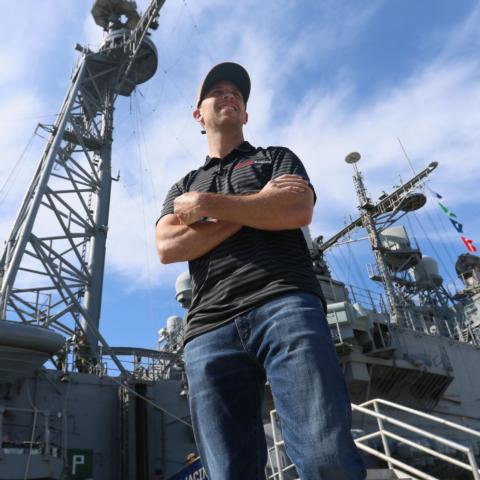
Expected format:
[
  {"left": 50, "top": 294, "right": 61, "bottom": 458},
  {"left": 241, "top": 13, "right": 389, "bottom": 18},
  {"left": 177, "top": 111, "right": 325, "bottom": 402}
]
[{"left": 159, "top": 141, "right": 325, "bottom": 343}]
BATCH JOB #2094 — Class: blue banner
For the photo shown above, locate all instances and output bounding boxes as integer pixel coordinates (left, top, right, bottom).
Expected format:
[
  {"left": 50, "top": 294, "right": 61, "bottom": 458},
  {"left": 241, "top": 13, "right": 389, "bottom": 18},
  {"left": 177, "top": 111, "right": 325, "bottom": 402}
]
[{"left": 168, "top": 458, "right": 208, "bottom": 480}]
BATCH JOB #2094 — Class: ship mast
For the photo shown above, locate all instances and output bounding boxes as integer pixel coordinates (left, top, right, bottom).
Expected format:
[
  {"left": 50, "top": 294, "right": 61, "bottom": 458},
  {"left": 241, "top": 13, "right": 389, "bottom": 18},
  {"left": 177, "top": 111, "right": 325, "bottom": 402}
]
[
  {"left": 0, "top": 0, "right": 166, "bottom": 372},
  {"left": 315, "top": 152, "right": 438, "bottom": 326},
  {"left": 346, "top": 153, "right": 401, "bottom": 322}
]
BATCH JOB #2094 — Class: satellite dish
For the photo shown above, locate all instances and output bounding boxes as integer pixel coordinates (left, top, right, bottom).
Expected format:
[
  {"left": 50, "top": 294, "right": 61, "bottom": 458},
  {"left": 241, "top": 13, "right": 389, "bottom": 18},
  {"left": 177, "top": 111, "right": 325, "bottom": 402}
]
[
  {"left": 92, "top": 0, "right": 140, "bottom": 31},
  {"left": 398, "top": 192, "right": 427, "bottom": 212},
  {"left": 345, "top": 152, "right": 361, "bottom": 164}
]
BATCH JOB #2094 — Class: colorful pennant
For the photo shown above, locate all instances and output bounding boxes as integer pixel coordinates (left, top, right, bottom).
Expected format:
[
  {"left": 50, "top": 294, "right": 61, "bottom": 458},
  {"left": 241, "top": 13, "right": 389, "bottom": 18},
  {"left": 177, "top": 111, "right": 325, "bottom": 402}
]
[
  {"left": 428, "top": 188, "right": 477, "bottom": 253},
  {"left": 461, "top": 236, "right": 477, "bottom": 253}
]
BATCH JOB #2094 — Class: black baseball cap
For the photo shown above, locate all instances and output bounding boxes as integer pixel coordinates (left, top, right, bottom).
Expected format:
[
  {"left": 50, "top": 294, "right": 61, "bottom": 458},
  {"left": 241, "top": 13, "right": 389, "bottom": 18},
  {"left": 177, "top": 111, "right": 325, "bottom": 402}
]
[{"left": 196, "top": 62, "right": 251, "bottom": 108}]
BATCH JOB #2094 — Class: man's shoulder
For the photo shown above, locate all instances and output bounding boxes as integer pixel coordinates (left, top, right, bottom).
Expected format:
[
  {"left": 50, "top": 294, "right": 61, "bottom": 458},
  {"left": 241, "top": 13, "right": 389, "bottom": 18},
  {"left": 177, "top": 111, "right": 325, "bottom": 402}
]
[
  {"left": 261, "top": 146, "right": 301, "bottom": 162},
  {"left": 171, "top": 168, "right": 201, "bottom": 189},
  {"left": 252, "top": 145, "right": 294, "bottom": 158}
]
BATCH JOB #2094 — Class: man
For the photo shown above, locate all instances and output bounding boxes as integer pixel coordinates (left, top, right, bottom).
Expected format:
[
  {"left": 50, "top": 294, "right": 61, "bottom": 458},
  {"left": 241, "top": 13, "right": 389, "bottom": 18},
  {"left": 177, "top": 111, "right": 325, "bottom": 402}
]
[{"left": 156, "top": 62, "right": 365, "bottom": 480}]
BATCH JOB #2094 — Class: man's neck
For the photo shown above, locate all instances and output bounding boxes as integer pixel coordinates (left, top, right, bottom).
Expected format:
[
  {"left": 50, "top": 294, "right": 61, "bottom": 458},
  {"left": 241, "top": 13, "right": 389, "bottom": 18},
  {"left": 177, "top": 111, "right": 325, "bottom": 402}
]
[{"left": 206, "top": 130, "right": 245, "bottom": 159}]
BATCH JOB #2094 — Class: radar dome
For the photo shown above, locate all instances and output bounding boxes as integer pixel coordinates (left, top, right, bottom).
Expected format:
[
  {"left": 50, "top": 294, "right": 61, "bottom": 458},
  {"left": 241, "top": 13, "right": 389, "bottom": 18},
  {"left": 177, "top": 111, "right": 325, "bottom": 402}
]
[
  {"left": 175, "top": 271, "right": 192, "bottom": 308},
  {"left": 412, "top": 256, "right": 443, "bottom": 289},
  {"left": 166, "top": 316, "right": 182, "bottom": 335}
]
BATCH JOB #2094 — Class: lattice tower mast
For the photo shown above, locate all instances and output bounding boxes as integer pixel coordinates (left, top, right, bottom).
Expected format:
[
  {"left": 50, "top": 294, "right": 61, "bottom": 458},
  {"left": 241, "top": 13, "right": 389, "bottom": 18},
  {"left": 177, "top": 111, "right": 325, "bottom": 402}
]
[
  {"left": 311, "top": 161, "right": 436, "bottom": 326},
  {"left": 0, "top": 0, "right": 166, "bottom": 367},
  {"left": 345, "top": 152, "right": 403, "bottom": 323},
  {"left": 314, "top": 152, "right": 437, "bottom": 326}
]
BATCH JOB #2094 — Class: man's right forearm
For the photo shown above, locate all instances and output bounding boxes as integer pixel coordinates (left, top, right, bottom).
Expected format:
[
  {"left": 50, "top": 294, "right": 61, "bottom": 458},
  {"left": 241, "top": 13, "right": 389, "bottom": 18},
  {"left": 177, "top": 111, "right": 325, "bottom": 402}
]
[{"left": 156, "top": 216, "right": 241, "bottom": 264}]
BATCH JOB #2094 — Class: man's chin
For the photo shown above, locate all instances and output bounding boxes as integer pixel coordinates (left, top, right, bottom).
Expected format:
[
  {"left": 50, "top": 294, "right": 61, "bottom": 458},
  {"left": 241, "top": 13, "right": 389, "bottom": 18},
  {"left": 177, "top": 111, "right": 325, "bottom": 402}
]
[{"left": 214, "top": 117, "right": 243, "bottom": 129}]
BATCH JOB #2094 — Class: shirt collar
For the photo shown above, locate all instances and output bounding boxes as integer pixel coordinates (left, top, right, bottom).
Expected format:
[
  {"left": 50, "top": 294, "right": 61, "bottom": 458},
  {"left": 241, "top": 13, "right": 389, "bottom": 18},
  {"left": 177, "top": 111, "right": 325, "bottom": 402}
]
[{"left": 203, "top": 141, "right": 256, "bottom": 168}]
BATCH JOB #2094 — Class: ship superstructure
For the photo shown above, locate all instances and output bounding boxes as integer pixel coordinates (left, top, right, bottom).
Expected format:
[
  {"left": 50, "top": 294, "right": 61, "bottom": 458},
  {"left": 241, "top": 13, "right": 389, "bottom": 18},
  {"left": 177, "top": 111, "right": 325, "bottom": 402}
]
[
  {"left": 267, "top": 154, "right": 480, "bottom": 479},
  {"left": 1, "top": 2, "right": 480, "bottom": 479}
]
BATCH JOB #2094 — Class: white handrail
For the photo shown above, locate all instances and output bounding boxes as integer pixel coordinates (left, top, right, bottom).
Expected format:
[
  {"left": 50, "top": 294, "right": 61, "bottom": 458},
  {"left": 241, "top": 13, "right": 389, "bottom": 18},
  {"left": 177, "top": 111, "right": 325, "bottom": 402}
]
[
  {"left": 267, "top": 410, "right": 300, "bottom": 480},
  {"left": 352, "top": 398, "right": 480, "bottom": 480},
  {"left": 359, "top": 398, "right": 480, "bottom": 438},
  {"left": 352, "top": 403, "right": 472, "bottom": 453},
  {"left": 382, "top": 430, "right": 472, "bottom": 471},
  {"left": 268, "top": 400, "right": 480, "bottom": 480},
  {"left": 355, "top": 442, "right": 437, "bottom": 480},
  {"left": 270, "top": 410, "right": 285, "bottom": 480}
]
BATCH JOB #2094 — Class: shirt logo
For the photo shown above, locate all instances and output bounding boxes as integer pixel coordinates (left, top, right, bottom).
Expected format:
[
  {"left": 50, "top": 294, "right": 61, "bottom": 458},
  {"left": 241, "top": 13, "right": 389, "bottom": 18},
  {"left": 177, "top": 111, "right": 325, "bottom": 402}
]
[{"left": 234, "top": 159, "right": 272, "bottom": 170}]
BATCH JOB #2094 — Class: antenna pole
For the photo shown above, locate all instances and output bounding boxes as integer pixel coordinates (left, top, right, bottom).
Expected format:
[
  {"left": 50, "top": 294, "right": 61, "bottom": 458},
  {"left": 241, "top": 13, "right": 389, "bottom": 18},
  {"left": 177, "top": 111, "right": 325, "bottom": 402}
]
[
  {"left": 0, "top": 0, "right": 166, "bottom": 374},
  {"left": 346, "top": 153, "right": 402, "bottom": 324}
]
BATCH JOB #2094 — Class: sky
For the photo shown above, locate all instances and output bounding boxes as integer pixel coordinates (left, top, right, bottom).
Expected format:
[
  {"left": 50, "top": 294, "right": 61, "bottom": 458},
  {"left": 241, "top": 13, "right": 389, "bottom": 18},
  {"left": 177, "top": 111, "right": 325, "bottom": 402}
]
[{"left": 0, "top": 0, "right": 479, "bottom": 351}]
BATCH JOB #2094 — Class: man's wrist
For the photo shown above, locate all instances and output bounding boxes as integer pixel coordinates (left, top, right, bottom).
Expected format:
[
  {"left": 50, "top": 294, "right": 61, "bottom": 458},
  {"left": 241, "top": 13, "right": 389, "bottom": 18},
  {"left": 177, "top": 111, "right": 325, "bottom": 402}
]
[
  {"left": 198, "top": 191, "right": 258, "bottom": 225},
  {"left": 197, "top": 192, "right": 216, "bottom": 218}
]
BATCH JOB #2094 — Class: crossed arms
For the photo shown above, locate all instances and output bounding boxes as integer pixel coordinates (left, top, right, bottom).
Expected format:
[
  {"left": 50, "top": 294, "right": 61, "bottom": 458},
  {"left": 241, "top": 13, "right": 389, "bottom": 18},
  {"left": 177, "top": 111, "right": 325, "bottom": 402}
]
[{"left": 156, "top": 174, "right": 314, "bottom": 264}]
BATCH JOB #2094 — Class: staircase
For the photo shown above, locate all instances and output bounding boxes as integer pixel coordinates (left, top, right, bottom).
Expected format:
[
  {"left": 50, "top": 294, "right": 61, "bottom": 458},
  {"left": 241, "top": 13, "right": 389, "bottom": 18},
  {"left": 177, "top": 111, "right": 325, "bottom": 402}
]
[
  {"left": 267, "top": 398, "right": 480, "bottom": 480},
  {"left": 265, "top": 463, "right": 419, "bottom": 479},
  {"left": 367, "top": 468, "right": 418, "bottom": 479}
]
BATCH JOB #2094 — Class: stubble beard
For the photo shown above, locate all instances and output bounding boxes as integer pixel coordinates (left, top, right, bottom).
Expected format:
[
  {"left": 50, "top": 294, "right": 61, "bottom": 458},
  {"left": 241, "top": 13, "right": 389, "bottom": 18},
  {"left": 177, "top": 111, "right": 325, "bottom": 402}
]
[{"left": 209, "top": 114, "right": 244, "bottom": 135}]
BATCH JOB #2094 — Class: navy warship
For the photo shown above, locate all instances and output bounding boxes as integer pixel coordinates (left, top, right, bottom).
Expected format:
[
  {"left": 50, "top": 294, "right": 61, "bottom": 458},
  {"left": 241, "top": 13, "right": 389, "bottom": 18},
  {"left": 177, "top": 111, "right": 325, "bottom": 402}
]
[{"left": 1, "top": 1, "right": 479, "bottom": 479}]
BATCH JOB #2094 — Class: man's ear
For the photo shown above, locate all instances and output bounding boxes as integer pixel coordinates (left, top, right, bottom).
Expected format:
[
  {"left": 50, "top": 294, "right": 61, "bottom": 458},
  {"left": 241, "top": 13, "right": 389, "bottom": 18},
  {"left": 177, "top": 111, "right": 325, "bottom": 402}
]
[
  {"left": 193, "top": 108, "right": 206, "bottom": 134},
  {"left": 193, "top": 108, "right": 203, "bottom": 124},
  {"left": 244, "top": 111, "right": 249, "bottom": 125}
]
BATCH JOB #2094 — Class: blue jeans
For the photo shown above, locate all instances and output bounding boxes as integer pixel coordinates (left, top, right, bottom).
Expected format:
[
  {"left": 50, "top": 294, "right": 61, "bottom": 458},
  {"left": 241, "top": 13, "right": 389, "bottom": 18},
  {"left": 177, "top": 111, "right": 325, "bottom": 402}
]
[{"left": 184, "top": 292, "right": 366, "bottom": 480}]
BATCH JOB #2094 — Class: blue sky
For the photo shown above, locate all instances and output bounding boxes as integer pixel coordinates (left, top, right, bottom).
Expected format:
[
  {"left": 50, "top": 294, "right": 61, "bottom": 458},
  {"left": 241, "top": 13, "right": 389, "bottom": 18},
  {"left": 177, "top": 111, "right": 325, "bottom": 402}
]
[{"left": 1, "top": 1, "right": 479, "bottom": 351}]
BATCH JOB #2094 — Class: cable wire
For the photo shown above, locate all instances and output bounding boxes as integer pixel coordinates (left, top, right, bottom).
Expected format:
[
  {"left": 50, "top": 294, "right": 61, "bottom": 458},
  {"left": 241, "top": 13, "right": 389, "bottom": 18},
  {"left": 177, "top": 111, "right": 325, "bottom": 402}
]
[
  {"left": 0, "top": 128, "right": 38, "bottom": 206},
  {"left": 336, "top": 244, "right": 354, "bottom": 286},
  {"left": 70, "top": 353, "right": 193, "bottom": 428},
  {"left": 109, "top": 374, "right": 192, "bottom": 428},
  {"left": 131, "top": 93, "right": 159, "bottom": 347},
  {"left": 396, "top": 138, "right": 460, "bottom": 290},
  {"left": 346, "top": 238, "right": 369, "bottom": 290},
  {"left": 23, "top": 404, "right": 38, "bottom": 480},
  {"left": 182, "top": 0, "right": 215, "bottom": 64},
  {"left": 411, "top": 210, "right": 458, "bottom": 288},
  {"left": 134, "top": 91, "right": 160, "bottom": 205}
]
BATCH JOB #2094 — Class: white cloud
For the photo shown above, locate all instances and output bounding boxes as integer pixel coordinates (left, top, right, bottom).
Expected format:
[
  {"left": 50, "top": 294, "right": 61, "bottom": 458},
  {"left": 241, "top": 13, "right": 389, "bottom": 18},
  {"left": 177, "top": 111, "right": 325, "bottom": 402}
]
[
  {"left": 104, "top": 0, "right": 480, "bottom": 286},
  {"left": 282, "top": 56, "right": 480, "bottom": 208},
  {"left": 1, "top": 0, "right": 479, "bottom": 295},
  {"left": 105, "top": 192, "right": 180, "bottom": 290}
]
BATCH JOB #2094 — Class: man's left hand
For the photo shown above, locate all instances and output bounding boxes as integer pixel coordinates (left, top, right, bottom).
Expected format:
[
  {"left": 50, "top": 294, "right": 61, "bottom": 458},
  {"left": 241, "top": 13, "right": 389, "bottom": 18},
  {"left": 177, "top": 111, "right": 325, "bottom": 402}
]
[
  {"left": 261, "top": 174, "right": 309, "bottom": 195},
  {"left": 174, "top": 191, "right": 206, "bottom": 225}
]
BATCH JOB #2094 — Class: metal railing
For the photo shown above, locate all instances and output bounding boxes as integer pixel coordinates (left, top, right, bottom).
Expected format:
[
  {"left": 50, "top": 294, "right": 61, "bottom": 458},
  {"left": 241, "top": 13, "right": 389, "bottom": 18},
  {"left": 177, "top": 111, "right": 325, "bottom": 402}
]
[
  {"left": 267, "top": 399, "right": 480, "bottom": 480},
  {"left": 0, "top": 405, "right": 65, "bottom": 465},
  {"left": 348, "top": 283, "right": 388, "bottom": 314},
  {"left": 353, "top": 398, "right": 480, "bottom": 480},
  {"left": 327, "top": 311, "right": 345, "bottom": 346},
  {"left": 267, "top": 409, "right": 299, "bottom": 480}
]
